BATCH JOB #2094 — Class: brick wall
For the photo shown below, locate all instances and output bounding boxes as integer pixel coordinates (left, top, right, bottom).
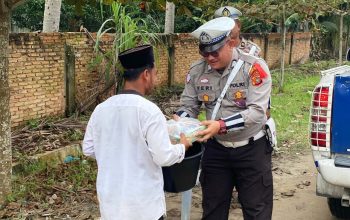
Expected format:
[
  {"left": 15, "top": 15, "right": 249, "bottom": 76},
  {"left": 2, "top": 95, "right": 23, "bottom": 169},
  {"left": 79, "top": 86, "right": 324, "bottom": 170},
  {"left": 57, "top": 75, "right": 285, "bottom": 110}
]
[
  {"left": 173, "top": 34, "right": 201, "bottom": 84},
  {"left": 290, "top": 32, "right": 312, "bottom": 64},
  {"left": 65, "top": 33, "right": 115, "bottom": 109},
  {"left": 8, "top": 32, "right": 311, "bottom": 127},
  {"left": 8, "top": 33, "right": 115, "bottom": 127},
  {"left": 171, "top": 32, "right": 312, "bottom": 85},
  {"left": 9, "top": 33, "right": 65, "bottom": 127},
  {"left": 155, "top": 44, "right": 169, "bottom": 85}
]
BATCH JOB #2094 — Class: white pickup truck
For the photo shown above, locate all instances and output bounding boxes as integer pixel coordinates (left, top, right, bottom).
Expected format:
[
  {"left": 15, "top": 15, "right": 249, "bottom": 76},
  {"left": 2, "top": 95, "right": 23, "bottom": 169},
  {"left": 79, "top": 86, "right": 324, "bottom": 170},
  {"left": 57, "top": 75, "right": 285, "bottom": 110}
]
[{"left": 309, "top": 53, "right": 350, "bottom": 219}]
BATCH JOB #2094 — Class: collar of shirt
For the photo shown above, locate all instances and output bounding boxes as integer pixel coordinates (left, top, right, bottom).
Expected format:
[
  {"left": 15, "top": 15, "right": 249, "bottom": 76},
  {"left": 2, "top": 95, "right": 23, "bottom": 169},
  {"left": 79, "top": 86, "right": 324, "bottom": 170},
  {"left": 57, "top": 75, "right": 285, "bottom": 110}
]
[
  {"left": 206, "top": 48, "right": 239, "bottom": 77},
  {"left": 118, "top": 89, "right": 143, "bottom": 96},
  {"left": 205, "top": 65, "right": 224, "bottom": 78}
]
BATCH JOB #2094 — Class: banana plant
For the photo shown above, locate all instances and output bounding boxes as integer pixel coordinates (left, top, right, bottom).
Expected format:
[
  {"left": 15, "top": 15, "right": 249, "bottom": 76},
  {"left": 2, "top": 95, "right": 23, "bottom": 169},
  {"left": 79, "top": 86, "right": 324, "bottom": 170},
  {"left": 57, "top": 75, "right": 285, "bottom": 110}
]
[{"left": 93, "top": 1, "right": 160, "bottom": 92}]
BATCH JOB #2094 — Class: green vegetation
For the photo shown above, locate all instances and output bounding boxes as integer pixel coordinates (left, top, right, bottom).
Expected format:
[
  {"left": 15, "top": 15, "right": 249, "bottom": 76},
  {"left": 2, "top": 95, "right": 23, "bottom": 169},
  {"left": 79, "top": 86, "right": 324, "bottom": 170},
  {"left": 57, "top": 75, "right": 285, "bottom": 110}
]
[
  {"left": 271, "top": 60, "right": 341, "bottom": 153},
  {"left": 64, "top": 129, "right": 84, "bottom": 142},
  {"left": 26, "top": 119, "right": 40, "bottom": 129},
  {"left": 12, "top": 0, "right": 109, "bottom": 32},
  {"left": 8, "top": 158, "right": 97, "bottom": 203}
]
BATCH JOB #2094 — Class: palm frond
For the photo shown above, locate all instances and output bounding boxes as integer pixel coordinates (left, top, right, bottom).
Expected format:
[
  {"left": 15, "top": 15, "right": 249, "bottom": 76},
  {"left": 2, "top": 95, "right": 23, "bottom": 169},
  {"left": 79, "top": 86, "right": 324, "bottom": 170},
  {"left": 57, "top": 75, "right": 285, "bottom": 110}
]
[
  {"left": 321, "top": 21, "right": 339, "bottom": 33},
  {"left": 93, "top": 1, "right": 163, "bottom": 92}
]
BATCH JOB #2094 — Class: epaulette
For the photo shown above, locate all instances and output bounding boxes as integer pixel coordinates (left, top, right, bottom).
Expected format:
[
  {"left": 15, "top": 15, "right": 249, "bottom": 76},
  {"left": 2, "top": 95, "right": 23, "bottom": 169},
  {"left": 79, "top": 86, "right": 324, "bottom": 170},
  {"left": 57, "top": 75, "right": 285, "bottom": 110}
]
[
  {"left": 189, "top": 58, "right": 206, "bottom": 69},
  {"left": 239, "top": 51, "right": 259, "bottom": 65},
  {"left": 246, "top": 40, "right": 259, "bottom": 48}
]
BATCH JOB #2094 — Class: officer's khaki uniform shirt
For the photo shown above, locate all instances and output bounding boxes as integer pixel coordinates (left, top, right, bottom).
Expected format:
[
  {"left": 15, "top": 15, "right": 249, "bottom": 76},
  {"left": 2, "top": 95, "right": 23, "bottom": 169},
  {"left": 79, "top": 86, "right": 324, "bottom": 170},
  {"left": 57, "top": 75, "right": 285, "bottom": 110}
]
[
  {"left": 178, "top": 48, "right": 271, "bottom": 143},
  {"left": 83, "top": 93, "right": 185, "bottom": 220}
]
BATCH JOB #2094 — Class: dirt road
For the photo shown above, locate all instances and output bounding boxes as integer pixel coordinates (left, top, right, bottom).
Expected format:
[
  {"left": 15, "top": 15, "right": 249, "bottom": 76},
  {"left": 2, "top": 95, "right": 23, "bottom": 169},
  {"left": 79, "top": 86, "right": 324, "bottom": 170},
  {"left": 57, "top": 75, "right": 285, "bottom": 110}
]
[
  {"left": 166, "top": 151, "right": 338, "bottom": 220},
  {"left": 2, "top": 150, "right": 339, "bottom": 220}
]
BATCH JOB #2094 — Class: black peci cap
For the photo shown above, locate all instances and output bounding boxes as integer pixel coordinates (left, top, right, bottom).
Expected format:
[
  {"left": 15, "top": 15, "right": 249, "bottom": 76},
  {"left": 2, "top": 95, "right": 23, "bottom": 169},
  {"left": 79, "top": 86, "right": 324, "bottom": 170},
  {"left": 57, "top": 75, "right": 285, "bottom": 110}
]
[{"left": 118, "top": 44, "right": 154, "bottom": 69}]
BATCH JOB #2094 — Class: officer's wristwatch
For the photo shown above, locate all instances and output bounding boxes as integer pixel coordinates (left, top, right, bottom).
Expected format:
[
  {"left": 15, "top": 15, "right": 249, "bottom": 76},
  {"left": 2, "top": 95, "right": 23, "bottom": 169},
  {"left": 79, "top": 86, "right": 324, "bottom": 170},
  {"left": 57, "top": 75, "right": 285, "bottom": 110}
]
[{"left": 218, "top": 119, "right": 227, "bottom": 135}]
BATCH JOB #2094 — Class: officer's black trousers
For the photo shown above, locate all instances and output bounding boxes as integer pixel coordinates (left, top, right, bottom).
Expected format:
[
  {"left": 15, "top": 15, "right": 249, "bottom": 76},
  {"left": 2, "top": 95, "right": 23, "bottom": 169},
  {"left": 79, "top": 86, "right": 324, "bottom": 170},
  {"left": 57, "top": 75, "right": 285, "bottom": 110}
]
[{"left": 200, "top": 136, "right": 273, "bottom": 220}]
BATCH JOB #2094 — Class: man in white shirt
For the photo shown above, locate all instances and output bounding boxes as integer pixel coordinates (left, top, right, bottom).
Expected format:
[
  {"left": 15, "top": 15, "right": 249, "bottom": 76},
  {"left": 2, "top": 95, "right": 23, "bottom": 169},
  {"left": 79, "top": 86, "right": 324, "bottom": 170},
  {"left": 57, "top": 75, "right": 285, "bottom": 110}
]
[{"left": 83, "top": 44, "right": 191, "bottom": 220}]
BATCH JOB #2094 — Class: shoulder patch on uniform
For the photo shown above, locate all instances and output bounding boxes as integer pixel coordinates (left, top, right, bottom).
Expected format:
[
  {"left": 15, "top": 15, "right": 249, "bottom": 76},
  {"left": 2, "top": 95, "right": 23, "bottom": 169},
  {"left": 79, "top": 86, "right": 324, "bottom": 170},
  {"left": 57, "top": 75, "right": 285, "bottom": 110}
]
[{"left": 249, "top": 62, "right": 268, "bottom": 86}]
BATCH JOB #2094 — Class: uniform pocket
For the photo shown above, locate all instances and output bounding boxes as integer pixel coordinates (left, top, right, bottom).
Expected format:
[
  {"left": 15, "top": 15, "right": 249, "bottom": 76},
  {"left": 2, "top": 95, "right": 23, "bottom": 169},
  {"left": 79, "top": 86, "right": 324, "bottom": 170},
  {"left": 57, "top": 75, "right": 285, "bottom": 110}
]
[
  {"left": 262, "top": 171, "right": 273, "bottom": 187},
  {"left": 197, "top": 91, "right": 215, "bottom": 103}
]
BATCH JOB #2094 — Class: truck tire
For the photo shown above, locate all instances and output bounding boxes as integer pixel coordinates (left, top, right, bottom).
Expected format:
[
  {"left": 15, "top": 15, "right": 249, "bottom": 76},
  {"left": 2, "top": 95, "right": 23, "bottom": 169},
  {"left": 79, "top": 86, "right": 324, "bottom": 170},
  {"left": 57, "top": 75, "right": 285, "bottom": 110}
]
[{"left": 328, "top": 198, "right": 350, "bottom": 219}]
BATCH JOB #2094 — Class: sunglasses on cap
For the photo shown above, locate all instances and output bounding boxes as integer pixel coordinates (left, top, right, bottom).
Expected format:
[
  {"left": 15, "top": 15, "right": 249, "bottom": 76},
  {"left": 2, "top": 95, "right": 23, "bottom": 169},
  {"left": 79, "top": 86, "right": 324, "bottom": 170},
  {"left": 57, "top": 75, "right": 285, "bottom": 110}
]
[
  {"left": 199, "top": 50, "right": 220, "bottom": 58},
  {"left": 199, "top": 40, "right": 229, "bottom": 58}
]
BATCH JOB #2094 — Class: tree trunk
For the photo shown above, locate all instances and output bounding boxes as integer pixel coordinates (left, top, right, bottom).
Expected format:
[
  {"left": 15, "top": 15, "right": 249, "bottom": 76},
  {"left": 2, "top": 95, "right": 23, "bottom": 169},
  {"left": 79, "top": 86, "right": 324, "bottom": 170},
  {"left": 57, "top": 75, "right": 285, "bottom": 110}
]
[
  {"left": 42, "top": 0, "right": 62, "bottom": 32},
  {"left": 346, "top": 22, "right": 349, "bottom": 50},
  {"left": 279, "top": 5, "right": 286, "bottom": 93},
  {"left": 339, "top": 13, "right": 344, "bottom": 65},
  {"left": 164, "top": 1, "right": 175, "bottom": 34},
  {"left": 0, "top": 0, "right": 12, "bottom": 205}
]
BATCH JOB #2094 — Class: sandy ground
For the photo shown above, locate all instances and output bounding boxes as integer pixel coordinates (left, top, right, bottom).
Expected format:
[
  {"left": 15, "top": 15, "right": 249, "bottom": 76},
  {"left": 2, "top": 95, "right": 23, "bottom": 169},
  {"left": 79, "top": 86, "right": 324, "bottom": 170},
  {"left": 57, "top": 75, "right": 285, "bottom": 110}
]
[
  {"left": 1, "top": 150, "right": 340, "bottom": 220},
  {"left": 165, "top": 151, "right": 339, "bottom": 220}
]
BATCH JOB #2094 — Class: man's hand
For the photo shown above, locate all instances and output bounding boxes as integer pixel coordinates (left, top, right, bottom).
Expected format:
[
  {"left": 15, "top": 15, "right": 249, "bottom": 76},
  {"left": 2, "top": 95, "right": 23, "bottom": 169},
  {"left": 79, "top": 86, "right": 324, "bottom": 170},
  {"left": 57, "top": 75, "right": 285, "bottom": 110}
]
[
  {"left": 195, "top": 120, "right": 220, "bottom": 142},
  {"left": 179, "top": 133, "right": 192, "bottom": 150},
  {"left": 173, "top": 114, "right": 180, "bottom": 121}
]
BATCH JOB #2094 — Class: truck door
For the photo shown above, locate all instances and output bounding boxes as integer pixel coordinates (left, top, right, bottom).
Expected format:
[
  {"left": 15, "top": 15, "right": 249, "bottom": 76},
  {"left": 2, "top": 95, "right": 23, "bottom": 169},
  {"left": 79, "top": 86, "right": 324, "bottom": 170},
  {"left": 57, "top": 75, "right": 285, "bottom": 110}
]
[{"left": 331, "top": 74, "right": 350, "bottom": 155}]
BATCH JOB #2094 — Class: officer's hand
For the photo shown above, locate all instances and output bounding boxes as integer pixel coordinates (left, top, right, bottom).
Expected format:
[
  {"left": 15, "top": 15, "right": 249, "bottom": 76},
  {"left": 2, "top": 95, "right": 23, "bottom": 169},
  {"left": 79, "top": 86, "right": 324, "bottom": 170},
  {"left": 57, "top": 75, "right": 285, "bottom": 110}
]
[
  {"left": 172, "top": 114, "right": 180, "bottom": 121},
  {"left": 179, "top": 133, "right": 192, "bottom": 150},
  {"left": 196, "top": 120, "right": 220, "bottom": 142}
]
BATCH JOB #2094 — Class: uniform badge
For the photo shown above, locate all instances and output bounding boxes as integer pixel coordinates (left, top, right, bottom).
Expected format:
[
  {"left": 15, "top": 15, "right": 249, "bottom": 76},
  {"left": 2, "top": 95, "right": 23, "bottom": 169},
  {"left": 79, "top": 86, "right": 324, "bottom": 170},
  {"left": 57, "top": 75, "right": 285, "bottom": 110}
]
[
  {"left": 233, "top": 90, "right": 246, "bottom": 107},
  {"left": 203, "top": 94, "right": 209, "bottom": 102},
  {"left": 186, "top": 73, "right": 191, "bottom": 84},
  {"left": 222, "top": 7, "right": 231, "bottom": 17},
  {"left": 234, "top": 90, "right": 243, "bottom": 99},
  {"left": 249, "top": 63, "right": 267, "bottom": 86},
  {"left": 200, "top": 78, "right": 209, "bottom": 84},
  {"left": 200, "top": 32, "right": 212, "bottom": 44}
]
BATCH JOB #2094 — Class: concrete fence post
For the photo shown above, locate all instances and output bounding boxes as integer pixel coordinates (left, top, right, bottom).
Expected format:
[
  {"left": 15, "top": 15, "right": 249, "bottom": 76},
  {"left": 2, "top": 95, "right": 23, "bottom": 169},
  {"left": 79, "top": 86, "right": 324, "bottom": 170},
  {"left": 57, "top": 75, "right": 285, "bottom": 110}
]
[
  {"left": 289, "top": 33, "right": 294, "bottom": 65},
  {"left": 167, "top": 34, "right": 175, "bottom": 87},
  {"left": 263, "top": 34, "right": 269, "bottom": 61},
  {"left": 64, "top": 44, "right": 76, "bottom": 116}
]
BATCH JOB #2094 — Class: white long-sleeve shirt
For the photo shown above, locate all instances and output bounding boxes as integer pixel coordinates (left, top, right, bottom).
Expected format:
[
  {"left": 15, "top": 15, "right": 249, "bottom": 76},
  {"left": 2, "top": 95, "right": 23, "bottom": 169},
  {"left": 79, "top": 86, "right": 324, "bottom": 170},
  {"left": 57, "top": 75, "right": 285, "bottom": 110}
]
[{"left": 83, "top": 92, "right": 185, "bottom": 220}]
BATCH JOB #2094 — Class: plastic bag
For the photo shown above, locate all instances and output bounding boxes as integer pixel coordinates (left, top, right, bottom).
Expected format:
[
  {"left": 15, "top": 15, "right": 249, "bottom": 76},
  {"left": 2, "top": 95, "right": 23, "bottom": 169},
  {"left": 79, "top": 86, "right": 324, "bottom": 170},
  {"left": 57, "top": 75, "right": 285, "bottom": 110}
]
[{"left": 167, "top": 118, "right": 206, "bottom": 144}]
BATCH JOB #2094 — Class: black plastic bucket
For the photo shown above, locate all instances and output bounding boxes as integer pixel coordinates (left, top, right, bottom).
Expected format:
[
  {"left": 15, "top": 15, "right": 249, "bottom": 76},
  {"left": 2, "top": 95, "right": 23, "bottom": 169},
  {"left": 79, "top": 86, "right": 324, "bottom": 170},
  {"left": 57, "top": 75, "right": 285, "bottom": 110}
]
[{"left": 162, "top": 142, "right": 204, "bottom": 193}]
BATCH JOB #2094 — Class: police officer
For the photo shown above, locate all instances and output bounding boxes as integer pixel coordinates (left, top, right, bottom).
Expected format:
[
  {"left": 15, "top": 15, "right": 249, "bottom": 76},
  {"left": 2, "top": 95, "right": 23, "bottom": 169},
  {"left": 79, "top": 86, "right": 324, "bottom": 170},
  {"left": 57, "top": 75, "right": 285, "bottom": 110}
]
[
  {"left": 215, "top": 5, "right": 272, "bottom": 119},
  {"left": 176, "top": 17, "right": 273, "bottom": 220},
  {"left": 215, "top": 6, "right": 262, "bottom": 57}
]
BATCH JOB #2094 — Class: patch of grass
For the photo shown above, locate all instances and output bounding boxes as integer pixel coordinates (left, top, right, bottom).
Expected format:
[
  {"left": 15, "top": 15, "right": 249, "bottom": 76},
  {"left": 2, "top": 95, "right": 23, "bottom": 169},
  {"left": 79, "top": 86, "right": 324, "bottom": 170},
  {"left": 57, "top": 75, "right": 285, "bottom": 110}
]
[
  {"left": 26, "top": 119, "right": 40, "bottom": 129},
  {"left": 8, "top": 159, "right": 47, "bottom": 203},
  {"left": 271, "top": 60, "right": 339, "bottom": 153},
  {"left": 64, "top": 129, "right": 84, "bottom": 141},
  {"left": 8, "top": 158, "right": 97, "bottom": 204}
]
